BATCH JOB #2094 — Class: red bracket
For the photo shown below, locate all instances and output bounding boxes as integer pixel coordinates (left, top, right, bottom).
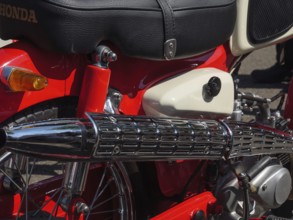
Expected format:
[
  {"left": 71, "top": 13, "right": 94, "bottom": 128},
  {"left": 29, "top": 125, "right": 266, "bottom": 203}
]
[{"left": 151, "top": 192, "right": 216, "bottom": 220}]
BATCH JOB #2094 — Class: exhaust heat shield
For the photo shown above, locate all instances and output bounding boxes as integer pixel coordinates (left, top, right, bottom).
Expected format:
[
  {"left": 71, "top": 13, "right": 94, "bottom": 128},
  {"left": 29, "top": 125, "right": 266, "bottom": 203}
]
[{"left": 0, "top": 113, "right": 293, "bottom": 161}]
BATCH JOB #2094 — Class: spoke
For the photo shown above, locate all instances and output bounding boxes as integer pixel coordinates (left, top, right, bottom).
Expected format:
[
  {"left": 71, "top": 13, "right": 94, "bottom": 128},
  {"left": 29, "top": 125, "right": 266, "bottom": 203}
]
[
  {"left": 11, "top": 157, "right": 35, "bottom": 191},
  {"left": 15, "top": 187, "right": 48, "bottom": 219},
  {"left": 49, "top": 189, "right": 64, "bottom": 220},
  {"left": 90, "top": 209, "right": 120, "bottom": 215},
  {"left": 93, "top": 177, "right": 114, "bottom": 204},
  {"left": 0, "top": 168, "right": 22, "bottom": 191},
  {"left": 12, "top": 157, "right": 26, "bottom": 186},
  {"left": 32, "top": 188, "right": 63, "bottom": 217},
  {"left": 14, "top": 157, "right": 61, "bottom": 219},
  {"left": 92, "top": 163, "right": 109, "bottom": 203},
  {"left": 86, "top": 163, "right": 109, "bottom": 220},
  {"left": 27, "top": 159, "right": 36, "bottom": 184},
  {"left": 61, "top": 162, "right": 66, "bottom": 175},
  {"left": 92, "top": 193, "right": 120, "bottom": 210},
  {"left": 25, "top": 157, "right": 29, "bottom": 220},
  {"left": 16, "top": 157, "right": 32, "bottom": 220},
  {"left": 16, "top": 180, "right": 28, "bottom": 219},
  {"left": 16, "top": 193, "right": 25, "bottom": 220}
]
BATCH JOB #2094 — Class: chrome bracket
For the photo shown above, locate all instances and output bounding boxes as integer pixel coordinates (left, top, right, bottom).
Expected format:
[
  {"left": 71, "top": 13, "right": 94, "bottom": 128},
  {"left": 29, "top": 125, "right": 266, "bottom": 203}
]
[
  {"left": 104, "top": 88, "right": 123, "bottom": 114},
  {"left": 92, "top": 45, "right": 117, "bottom": 68},
  {"left": 164, "top": 39, "right": 177, "bottom": 60}
]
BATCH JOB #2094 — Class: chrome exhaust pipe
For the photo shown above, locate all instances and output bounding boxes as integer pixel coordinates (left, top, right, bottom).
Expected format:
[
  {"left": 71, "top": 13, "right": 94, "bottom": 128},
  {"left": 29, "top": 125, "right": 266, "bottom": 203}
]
[
  {"left": 0, "top": 119, "right": 96, "bottom": 160},
  {"left": 0, "top": 113, "right": 293, "bottom": 161}
]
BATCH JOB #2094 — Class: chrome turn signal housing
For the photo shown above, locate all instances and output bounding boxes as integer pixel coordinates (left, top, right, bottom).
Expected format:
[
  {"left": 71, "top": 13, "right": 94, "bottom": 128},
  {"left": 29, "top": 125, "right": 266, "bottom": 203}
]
[{"left": 0, "top": 66, "right": 48, "bottom": 92}]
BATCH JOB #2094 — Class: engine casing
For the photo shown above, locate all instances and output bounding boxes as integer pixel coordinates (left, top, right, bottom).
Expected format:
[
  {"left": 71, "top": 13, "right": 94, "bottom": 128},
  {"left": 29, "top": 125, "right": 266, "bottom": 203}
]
[{"left": 215, "top": 157, "right": 291, "bottom": 219}]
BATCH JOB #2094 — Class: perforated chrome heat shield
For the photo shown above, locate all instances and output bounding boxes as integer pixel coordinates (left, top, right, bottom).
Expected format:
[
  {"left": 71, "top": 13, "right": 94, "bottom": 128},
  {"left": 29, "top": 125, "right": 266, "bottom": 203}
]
[
  {"left": 2, "top": 113, "right": 293, "bottom": 161},
  {"left": 89, "top": 114, "right": 230, "bottom": 160},
  {"left": 88, "top": 114, "right": 293, "bottom": 160}
]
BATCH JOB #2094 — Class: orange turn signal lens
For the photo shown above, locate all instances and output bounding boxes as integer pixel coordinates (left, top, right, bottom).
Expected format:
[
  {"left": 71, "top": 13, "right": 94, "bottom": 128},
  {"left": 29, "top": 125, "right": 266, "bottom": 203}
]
[{"left": 1, "top": 67, "right": 48, "bottom": 92}]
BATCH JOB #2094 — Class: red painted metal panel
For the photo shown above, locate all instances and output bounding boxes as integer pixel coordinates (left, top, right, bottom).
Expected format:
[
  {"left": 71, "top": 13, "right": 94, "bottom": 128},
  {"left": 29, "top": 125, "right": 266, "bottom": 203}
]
[{"left": 151, "top": 192, "right": 216, "bottom": 220}]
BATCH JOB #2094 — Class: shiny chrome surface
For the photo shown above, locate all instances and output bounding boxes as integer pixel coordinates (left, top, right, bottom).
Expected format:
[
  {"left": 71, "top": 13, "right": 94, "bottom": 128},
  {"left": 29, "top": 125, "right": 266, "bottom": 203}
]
[
  {"left": 0, "top": 119, "right": 96, "bottom": 160},
  {"left": 0, "top": 151, "right": 12, "bottom": 165},
  {"left": 215, "top": 156, "right": 291, "bottom": 219},
  {"left": 228, "top": 122, "right": 293, "bottom": 157},
  {"left": 1, "top": 114, "right": 293, "bottom": 161},
  {"left": 250, "top": 164, "right": 291, "bottom": 211},
  {"left": 4, "top": 154, "right": 26, "bottom": 172},
  {"left": 103, "top": 88, "right": 123, "bottom": 114},
  {"left": 63, "top": 162, "right": 90, "bottom": 195},
  {"left": 94, "top": 45, "right": 117, "bottom": 68},
  {"left": 90, "top": 114, "right": 230, "bottom": 160},
  {"left": 3, "top": 153, "right": 27, "bottom": 191}
]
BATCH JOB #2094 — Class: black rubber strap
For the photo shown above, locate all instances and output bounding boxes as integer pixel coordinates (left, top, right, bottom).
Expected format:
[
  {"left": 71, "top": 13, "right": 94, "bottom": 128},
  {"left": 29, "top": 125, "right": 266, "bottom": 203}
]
[{"left": 156, "top": 0, "right": 177, "bottom": 60}]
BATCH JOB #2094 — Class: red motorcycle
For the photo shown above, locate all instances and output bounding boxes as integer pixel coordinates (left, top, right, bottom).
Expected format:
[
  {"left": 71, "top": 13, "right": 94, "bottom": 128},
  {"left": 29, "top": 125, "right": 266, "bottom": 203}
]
[{"left": 0, "top": 0, "right": 292, "bottom": 219}]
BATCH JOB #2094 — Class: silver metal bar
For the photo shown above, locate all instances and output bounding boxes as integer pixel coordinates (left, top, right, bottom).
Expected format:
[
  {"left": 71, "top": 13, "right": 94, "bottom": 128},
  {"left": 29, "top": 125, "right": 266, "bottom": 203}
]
[
  {"left": 0, "top": 151, "right": 12, "bottom": 165},
  {"left": 63, "top": 161, "right": 90, "bottom": 195}
]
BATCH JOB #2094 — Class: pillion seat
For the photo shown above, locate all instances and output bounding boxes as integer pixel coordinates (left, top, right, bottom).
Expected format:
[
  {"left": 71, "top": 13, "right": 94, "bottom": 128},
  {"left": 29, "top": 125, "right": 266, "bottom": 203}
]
[{"left": 0, "top": 0, "right": 236, "bottom": 60}]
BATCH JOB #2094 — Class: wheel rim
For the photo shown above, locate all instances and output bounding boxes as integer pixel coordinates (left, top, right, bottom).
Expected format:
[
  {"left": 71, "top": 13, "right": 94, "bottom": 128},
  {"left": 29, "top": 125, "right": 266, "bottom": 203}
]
[{"left": 0, "top": 154, "right": 134, "bottom": 220}]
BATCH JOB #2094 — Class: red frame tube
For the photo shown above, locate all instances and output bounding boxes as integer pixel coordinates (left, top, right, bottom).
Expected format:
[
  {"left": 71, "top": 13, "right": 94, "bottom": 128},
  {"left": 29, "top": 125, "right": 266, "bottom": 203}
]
[
  {"left": 150, "top": 192, "right": 216, "bottom": 220},
  {"left": 77, "top": 65, "right": 111, "bottom": 117}
]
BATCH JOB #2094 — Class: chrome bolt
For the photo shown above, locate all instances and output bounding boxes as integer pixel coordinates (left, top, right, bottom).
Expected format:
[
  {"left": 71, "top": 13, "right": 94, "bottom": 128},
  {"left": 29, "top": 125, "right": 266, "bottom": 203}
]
[
  {"left": 113, "top": 146, "right": 120, "bottom": 154},
  {"left": 109, "top": 116, "right": 117, "bottom": 123},
  {"left": 75, "top": 202, "right": 90, "bottom": 214},
  {"left": 204, "top": 146, "right": 210, "bottom": 155},
  {"left": 106, "top": 51, "right": 117, "bottom": 63}
]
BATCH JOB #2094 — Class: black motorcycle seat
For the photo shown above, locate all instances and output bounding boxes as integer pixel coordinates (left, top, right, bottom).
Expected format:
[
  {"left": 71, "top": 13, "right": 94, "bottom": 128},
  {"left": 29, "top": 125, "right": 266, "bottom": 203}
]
[{"left": 0, "top": 0, "right": 236, "bottom": 60}]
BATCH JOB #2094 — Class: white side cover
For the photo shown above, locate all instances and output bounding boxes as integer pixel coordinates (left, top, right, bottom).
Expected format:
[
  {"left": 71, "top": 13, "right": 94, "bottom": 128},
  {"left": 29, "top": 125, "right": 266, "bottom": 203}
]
[
  {"left": 0, "top": 39, "right": 12, "bottom": 47},
  {"left": 230, "top": 0, "right": 293, "bottom": 56},
  {"left": 142, "top": 68, "right": 234, "bottom": 118}
]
